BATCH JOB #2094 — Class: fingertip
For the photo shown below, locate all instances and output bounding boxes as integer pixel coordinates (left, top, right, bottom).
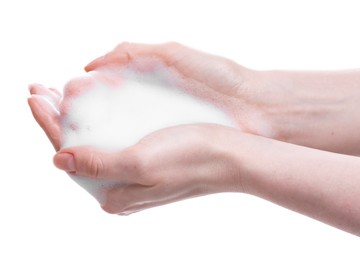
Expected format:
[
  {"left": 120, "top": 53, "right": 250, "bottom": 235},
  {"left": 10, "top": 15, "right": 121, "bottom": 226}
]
[
  {"left": 84, "top": 64, "right": 94, "bottom": 72},
  {"left": 27, "top": 94, "right": 41, "bottom": 111},
  {"left": 28, "top": 84, "right": 34, "bottom": 93},
  {"left": 84, "top": 64, "right": 93, "bottom": 72},
  {"left": 53, "top": 152, "right": 76, "bottom": 172},
  {"left": 27, "top": 95, "right": 35, "bottom": 110},
  {"left": 27, "top": 94, "right": 38, "bottom": 108},
  {"left": 85, "top": 56, "right": 105, "bottom": 72},
  {"left": 28, "top": 83, "right": 40, "bottom": 94},
  {"left": 28, "top": 84, "right": 60, "bottom": 107}
]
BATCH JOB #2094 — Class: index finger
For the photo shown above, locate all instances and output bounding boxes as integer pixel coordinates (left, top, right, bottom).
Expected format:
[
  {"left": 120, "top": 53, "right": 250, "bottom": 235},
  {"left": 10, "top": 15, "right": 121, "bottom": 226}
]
[{"left": 84, "top": 42, "right": 179, "bottom": 72}]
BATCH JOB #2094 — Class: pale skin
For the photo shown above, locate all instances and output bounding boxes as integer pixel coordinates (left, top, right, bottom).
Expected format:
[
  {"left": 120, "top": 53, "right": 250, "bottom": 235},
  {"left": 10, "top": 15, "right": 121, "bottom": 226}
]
[{"left": 28, "top": 42, "right": 360, "bottom": 236}]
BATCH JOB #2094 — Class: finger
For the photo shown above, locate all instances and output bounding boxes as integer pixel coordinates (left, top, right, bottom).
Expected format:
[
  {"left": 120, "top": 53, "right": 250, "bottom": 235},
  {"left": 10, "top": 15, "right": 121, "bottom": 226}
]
[
  {"left": 84, "top": 42, "right": 182, "bottom": 72},
  {"left": 53, "top": 146, "right": 146, "bottom": 184},
  {"left": 28, "top": 95, "right": 61, "bottom": 151},
  {"left": 84, "top": 41, "right": 140, "bottom": 71},
  {"left": 85, "top": 55, "right": 106, "bottom": 72},
  {"left": 29, "top": 83, "right": 61, "bottom": 107}
]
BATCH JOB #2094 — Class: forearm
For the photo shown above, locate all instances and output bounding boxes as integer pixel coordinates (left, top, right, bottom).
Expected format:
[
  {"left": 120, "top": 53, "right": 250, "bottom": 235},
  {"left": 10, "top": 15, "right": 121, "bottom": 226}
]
[
  {"left": 248, "top": 69, "right": 360, "bottom": 155},
  {"left": 227, "top": 133, "right": 360, "bottom": 236}
]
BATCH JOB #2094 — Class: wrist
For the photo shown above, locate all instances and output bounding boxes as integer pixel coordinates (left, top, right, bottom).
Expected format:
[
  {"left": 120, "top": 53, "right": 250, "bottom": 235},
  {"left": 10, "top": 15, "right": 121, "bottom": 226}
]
[
  {"left": 240, "top": 69, "right": 360, "bottom": 155},
  {"left": 208, "top": 127, "right": 257, "bottom": 194},
  {"left": 217, "top": 129, "right": 290, "bottom": 196},
  {"left": 230, "top": 69, "right": 281, "bottom": 139}
]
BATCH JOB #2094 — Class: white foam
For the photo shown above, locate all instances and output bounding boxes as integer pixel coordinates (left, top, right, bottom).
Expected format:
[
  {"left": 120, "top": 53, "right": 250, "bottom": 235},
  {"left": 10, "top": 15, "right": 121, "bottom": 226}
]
[{"left": 61, "top": 67, "right": 235, "bottom": 203}]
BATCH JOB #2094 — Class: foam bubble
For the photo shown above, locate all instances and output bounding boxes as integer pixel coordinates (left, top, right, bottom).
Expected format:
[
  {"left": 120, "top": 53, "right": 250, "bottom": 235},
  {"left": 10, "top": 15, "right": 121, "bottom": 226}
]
[{"left": 61, "top": 66, "right": 235, "bottom": 203}]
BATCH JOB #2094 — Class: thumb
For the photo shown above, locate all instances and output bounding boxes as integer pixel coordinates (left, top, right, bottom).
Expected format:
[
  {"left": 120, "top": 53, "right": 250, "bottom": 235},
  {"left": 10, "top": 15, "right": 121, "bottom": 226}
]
[{"left": 53, "top": 146, "right": 142, "bottom": 182}]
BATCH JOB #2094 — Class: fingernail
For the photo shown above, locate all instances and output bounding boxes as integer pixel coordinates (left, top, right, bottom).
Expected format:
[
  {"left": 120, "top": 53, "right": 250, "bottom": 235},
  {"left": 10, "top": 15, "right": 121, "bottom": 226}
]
[{"left": 54, "top": 153, "right": 76, "bottom": 172}]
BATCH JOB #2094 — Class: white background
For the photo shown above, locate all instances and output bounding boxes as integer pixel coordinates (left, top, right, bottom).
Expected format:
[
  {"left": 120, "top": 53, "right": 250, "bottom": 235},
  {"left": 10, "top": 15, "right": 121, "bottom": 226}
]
[{"left": 1, "top": 0, "right": 359, "bottom": 259}]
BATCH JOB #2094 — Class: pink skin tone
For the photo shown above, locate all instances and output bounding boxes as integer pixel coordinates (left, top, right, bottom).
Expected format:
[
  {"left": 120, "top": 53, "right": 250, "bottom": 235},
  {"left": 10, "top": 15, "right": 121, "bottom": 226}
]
[{"left": 28, "top": 42, "right": 360, "bottom": 235}]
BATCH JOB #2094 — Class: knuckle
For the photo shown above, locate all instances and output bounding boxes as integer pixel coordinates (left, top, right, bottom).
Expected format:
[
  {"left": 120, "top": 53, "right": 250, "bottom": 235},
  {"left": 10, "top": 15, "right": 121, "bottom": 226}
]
[
  {"left": 161, "top": 42, "right": 181, "bottom": 56},
  {"left": 63, "top": 76, "right": 93, "bottom": 97},
  {"left": 115, "top": 41, "right": 131, "bottom": 50},
  {"left": 115, "top": 42, "right": 133, "bottom": 61},
  {"left": 224, "top": 58, "right": 242, "bottom": 75},
  {"left": 158, "top": 42, "right": 185, "bottom": 67},
  {"left": 163, "top": 41, "right": 182, "bottom": 49},
  {"left": 86, "top": 152, "right": 105, "bottom": 178}
]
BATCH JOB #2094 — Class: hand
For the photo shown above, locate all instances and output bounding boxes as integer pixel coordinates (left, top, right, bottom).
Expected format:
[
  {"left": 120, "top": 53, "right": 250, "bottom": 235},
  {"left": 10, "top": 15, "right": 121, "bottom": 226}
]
[
  {"left": 52, "top": 124, "right": 243, "bottom": 215},
  {"left": 85, "top": 42, "right": 360, "bottom": 155},
  {"left": 28, "top": 81, "right": 244, "bottom": 215},
  {"left": 28, "top": 43, "right": 360, "bottom": 234},
  {"left": 28, "top": 82, "right": 241, "bottom": 215},
  {"left": 84, "top": 42, "right": 273, "bottom": 137}
]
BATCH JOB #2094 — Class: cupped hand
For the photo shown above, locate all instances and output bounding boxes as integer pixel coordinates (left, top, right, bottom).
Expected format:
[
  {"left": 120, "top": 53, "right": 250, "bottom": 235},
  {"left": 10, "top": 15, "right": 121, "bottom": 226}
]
[
  {"left": 53, "top": 124, "right": 243, "bottom": 215},
  {"left": 27, "top": 43, "right": 270, "bottom": 215},
  {"left": 28, "top": 79, "right": 244, "bottom": 215},
  {"left": 85, "top": 42, "right": 272, "bottom": 136},
  {"left": 85, "top": 42, "right": 247, "bottom": 99},
  {"left": 28, "top": 42, "right": 272, "bottom": 155}
]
